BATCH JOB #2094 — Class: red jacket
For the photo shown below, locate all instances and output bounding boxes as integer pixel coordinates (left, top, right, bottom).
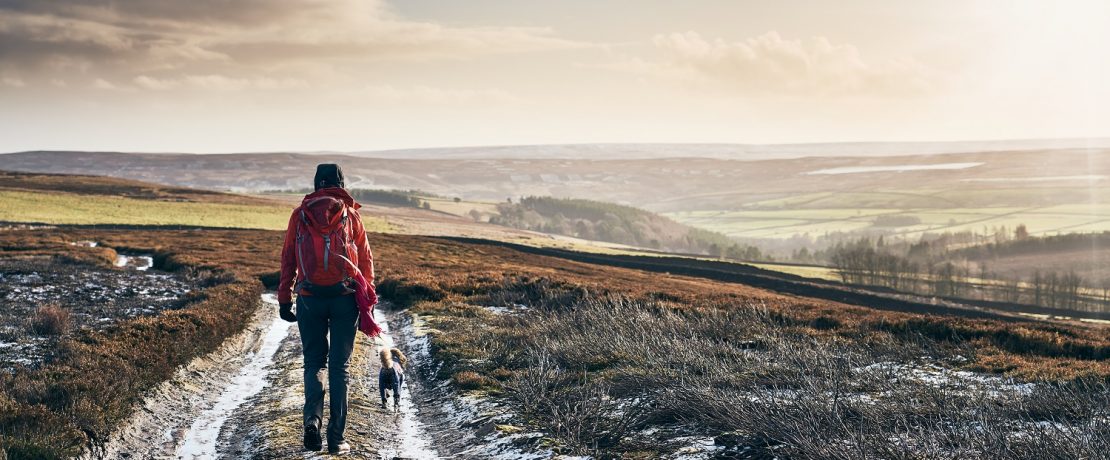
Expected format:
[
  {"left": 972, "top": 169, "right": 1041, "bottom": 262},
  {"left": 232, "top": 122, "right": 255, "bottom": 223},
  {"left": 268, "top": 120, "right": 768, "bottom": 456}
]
[{"left": 278, "top": 188, "right": 374, "bottom": 305}]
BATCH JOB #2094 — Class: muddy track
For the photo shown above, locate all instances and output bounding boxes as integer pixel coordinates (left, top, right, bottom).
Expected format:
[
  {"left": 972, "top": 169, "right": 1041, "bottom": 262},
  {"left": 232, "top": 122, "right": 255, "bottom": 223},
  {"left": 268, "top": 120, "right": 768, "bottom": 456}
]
[
  {"left": 82, "top": 294, "right": 289, "bottom": 459},
  {"left": 217, "top": 305, "right": 442, "bottom": 459},
  {"left": 88, "top": 295, "right": 526, "bottom": 459}
]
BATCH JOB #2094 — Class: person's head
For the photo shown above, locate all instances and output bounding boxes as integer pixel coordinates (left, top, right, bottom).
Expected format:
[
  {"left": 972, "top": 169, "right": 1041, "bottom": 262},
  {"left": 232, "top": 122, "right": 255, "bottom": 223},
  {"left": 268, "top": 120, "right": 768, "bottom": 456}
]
[{"left": 313, "top": 163, "right": 345, "bottom": 191}]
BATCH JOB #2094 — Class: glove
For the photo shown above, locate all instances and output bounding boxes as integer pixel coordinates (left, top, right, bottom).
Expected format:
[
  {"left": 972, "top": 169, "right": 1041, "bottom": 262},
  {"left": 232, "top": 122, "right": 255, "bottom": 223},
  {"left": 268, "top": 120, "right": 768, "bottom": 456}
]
[{"left": 279, "top": 302, "right": 297, "bottom": 322}]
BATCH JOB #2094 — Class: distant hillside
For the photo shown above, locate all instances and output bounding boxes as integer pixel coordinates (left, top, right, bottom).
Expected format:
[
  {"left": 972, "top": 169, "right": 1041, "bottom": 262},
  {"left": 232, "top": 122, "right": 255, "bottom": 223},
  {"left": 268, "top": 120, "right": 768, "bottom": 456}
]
[
  {"left": 0, "top": 170, "right": 275, "bottom": 206},
  {"left": 490, "top": 196, "right": 763, "bottom": 259},
  {"left": 3, "top": 148, "right": 1109, "bottom": 248},
  {"left": 272, "top": 187, "right": 426, "bottom": 208},
  {"left": 3, "top": 149, "right": 1108, "bottom": 214},
  {"left": 954, "top": 231, "right": 1110, "bottom": 259},
  {"left": 953, "top": 231, "right": 1110, "bottom": 284},
  {"left": 338, "top": 138, "right": 1110, "bottom": 160}
]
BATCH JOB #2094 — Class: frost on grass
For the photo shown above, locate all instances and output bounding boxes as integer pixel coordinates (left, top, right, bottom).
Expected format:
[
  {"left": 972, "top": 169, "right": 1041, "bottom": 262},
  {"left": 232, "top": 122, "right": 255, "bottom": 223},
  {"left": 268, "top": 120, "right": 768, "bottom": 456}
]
[
  {"left": 415, "top": 284, "right": 1110, "bottom": 459},
  {"left": 390, "top": 312, "right": 557, "bottom": 460}
]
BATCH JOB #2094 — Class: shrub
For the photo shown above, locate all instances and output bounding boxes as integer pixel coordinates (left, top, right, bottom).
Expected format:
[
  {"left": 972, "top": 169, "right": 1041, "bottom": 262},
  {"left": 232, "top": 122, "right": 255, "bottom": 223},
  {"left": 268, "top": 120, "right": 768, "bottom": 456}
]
[
  {"left": 453, "top": 371, "right": 494, "bottom": 390},
  {"left": 29, "top": 305, "right": 70, "bottom": 336}
]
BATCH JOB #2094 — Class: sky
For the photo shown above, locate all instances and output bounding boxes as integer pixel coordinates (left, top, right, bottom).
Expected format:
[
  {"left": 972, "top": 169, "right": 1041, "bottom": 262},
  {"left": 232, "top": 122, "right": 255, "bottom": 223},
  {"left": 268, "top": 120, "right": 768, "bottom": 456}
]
[{"left": 1, "top": 0, "right": 1108, "bottom": 153}]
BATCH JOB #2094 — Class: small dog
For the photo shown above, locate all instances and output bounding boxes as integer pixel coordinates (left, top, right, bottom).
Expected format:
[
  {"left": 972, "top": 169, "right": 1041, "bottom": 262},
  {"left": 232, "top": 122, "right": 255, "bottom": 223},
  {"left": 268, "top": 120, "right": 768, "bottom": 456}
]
[{"left": 378, "top": 347, "right": 408, "bottom": 408}]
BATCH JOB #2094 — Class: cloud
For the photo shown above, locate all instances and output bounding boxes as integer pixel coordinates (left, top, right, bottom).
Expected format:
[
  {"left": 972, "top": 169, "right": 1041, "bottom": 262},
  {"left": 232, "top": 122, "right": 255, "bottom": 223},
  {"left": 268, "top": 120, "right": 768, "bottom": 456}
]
[
  {"left": 133, "top": 74, "right": 308, "bottom": 91},
  {"left": 359, "top": 85, "right": 523, "bottom": 105},
  {"left": 0, "top": 0, "right": 585, "bottom": 89},
  {"left": 1, "top": 76, "right": 25, "bottom": 87},
  {"left": 639, "top": 31, "right": 934, "bottom": 98},
  {"left": 91, "top": 78, "right": 120, "bottom": 90},
  {"left": 133, "top": 75, "right": 179, "bottom": 90}
]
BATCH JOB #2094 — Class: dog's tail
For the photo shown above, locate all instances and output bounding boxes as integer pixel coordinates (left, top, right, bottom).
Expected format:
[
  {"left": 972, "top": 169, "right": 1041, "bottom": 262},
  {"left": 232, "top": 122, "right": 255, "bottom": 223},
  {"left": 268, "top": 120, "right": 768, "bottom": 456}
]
[{"left": 390, "top": 347, "right": 408, "bottom": 369}]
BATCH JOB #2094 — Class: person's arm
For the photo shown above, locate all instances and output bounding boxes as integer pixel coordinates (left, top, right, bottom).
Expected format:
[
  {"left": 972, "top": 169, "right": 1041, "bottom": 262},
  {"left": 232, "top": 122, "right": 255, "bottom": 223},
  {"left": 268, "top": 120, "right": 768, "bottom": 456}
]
[
  {"left": 278, "top": 211, "right": 300, "bottom": 306},
  {"left": 351, "top": 211, "right": 375, "bottom": 285}
]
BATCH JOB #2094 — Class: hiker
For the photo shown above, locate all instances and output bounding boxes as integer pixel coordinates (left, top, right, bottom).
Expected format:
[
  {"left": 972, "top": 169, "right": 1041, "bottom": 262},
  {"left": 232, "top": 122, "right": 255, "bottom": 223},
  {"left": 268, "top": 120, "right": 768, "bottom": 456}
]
[
  {"left": 378, "top": 347, "right": 408, "bottom": 408},
  {"left": 278, "top": 163, "right": 379, "bottom": 455}
]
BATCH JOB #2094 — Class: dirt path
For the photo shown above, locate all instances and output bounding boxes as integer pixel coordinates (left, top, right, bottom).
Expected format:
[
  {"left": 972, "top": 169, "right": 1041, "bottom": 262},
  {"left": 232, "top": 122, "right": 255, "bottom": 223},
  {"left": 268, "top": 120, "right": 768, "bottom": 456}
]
[
  {"left": 217, "top": 304, "right": 443, "bottom": 459},
  {"left": 86, "top": 295, "right": 446, "bottom": 459}
]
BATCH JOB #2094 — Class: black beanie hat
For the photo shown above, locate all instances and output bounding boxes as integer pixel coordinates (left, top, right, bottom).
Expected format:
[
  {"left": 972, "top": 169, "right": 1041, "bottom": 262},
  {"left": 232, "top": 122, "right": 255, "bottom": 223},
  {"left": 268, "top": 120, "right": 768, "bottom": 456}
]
[{"left": 314, "top": 163, "right": 345, "bottom": 191}]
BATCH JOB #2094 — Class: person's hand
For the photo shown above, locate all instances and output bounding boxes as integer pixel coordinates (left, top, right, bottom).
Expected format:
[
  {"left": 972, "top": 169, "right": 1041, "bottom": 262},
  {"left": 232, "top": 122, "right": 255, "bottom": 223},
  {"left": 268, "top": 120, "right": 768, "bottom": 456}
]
[{"left": 279, "top": 302, "right": 297, "bottom": 322}]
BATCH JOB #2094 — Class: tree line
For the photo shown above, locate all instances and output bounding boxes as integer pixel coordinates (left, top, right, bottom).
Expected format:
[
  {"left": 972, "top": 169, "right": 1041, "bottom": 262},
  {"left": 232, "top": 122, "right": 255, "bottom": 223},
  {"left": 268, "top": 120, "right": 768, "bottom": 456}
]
[
  {"left": 269, "top": 187, "right": 427, "bottom": 208},
  {"left": 829, "top": 238, "right": 1104, "bottom": 314}
]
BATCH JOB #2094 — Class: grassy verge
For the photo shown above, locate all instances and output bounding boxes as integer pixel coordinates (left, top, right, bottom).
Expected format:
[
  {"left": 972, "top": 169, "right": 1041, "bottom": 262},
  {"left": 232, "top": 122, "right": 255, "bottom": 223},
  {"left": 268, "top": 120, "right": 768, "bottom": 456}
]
[{"left": 0, "top": 228, "right": 287, "bottom": 458}]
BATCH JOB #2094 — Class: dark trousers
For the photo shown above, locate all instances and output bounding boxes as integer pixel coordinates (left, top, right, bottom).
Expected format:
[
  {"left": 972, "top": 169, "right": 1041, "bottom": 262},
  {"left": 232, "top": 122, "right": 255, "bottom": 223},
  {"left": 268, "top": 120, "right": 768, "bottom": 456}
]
[{"left": 296, "top": 294, "right": 358, "bottom": 445}]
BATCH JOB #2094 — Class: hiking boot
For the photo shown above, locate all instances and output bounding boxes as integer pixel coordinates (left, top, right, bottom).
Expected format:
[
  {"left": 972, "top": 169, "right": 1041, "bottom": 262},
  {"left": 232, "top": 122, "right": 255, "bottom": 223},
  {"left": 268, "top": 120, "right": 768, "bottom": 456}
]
[
  {"left": 328, "top": 441, "right": 351, "bottom": 455},
  {"left": 303, "top": 424, "right": 322, "bottom": 451},
  {"left": 381, "top": 398, "right": 387, "bottom": 408}
]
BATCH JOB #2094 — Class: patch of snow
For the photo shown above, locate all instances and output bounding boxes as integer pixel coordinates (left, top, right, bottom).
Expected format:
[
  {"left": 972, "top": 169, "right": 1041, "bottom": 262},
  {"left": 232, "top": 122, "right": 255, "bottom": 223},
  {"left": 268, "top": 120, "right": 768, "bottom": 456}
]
[
  {"left": 69, "top": 241, "right": 98, "bottom": 247},
  {"left": 856, "top": 362, "right": 1036, "bottom": 396},
  {"left": 176, "top": 293, "right": 294, "bottom": 459},
  {"left": 484, "top": 306, "right": 512, "bottom": 315},
  {"left": 397, "top": 313, "right": 554, "bottom": 460},
  {"left": 483, "top": 303, "right": 531, "bottom": 315},
  {"left": 668, "top": 436, "right": 723, "bottom": 460},
  {"left": 805, "top": 162, "right": 984, "bottom": 175},
  {"left": 374, "top": 308, "right": 439, "bottom": 460}
]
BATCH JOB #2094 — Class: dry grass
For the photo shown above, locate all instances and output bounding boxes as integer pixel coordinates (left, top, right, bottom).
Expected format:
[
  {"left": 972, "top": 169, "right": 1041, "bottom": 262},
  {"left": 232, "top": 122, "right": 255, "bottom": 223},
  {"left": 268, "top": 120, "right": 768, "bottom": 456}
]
[
  {"left": 0, "top": 223, "right": 1107, "bottom": 457},
  {"left": 28, "top": 305, "right": 69, "bottom": 336},
  {"left": 0, "top": 229, "right": 269, "bottom": 459},
  {"left": 406, "top": 280, "right": 1110, "bottom": 458},
  {"left": 344, "top": 233, "right": 1110, "bottom": 456}
]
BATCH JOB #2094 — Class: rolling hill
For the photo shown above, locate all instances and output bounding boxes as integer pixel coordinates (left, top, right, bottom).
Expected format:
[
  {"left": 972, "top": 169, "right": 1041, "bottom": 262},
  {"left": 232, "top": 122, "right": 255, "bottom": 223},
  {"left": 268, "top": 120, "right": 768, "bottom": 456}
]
[{"left": 4, "top": 146, "right": 1109, "bottom": 247}]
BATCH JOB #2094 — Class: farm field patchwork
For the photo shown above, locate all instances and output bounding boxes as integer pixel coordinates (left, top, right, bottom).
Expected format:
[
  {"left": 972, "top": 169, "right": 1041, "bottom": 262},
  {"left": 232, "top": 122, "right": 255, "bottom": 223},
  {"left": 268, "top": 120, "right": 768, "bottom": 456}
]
[
  {"left": 418, "top": 196, "right": 501, "bottom": 217},
  {"left": 668, "top": 202, "right": 1110, "bottom": 239},
  {"left": 749, "top": 262, "right": 841, "bottom": 281}
]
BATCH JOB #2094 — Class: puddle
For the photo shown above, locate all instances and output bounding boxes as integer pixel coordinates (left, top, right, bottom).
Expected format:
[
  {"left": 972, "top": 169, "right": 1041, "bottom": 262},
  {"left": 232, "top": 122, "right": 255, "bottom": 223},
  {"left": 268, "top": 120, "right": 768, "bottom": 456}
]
[
  {"left": 115, "top": 253, "right": 154, "bottom": 271},
  {"left": 176, "top": 293, "right": 294, "bottom": 459}
]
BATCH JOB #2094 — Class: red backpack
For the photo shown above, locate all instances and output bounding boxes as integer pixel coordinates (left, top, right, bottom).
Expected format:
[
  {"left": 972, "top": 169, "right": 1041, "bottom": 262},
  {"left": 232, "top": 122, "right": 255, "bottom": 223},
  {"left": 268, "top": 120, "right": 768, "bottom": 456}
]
[{"left": 295, "top": 195, "right": 359, "bottom": 289}]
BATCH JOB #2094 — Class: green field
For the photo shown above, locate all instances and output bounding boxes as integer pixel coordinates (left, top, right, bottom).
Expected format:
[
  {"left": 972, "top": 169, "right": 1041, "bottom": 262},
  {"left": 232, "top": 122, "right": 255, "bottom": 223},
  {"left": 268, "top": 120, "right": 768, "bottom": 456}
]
[
  {"left": 420, "top": 196, "right": 501, "bottom": 218},
  {"left": 0, "top": 190, "right": 391, "bottom": 231},
  {"left": 750, "top": 262, "right": 840, "bottom": 281}
]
